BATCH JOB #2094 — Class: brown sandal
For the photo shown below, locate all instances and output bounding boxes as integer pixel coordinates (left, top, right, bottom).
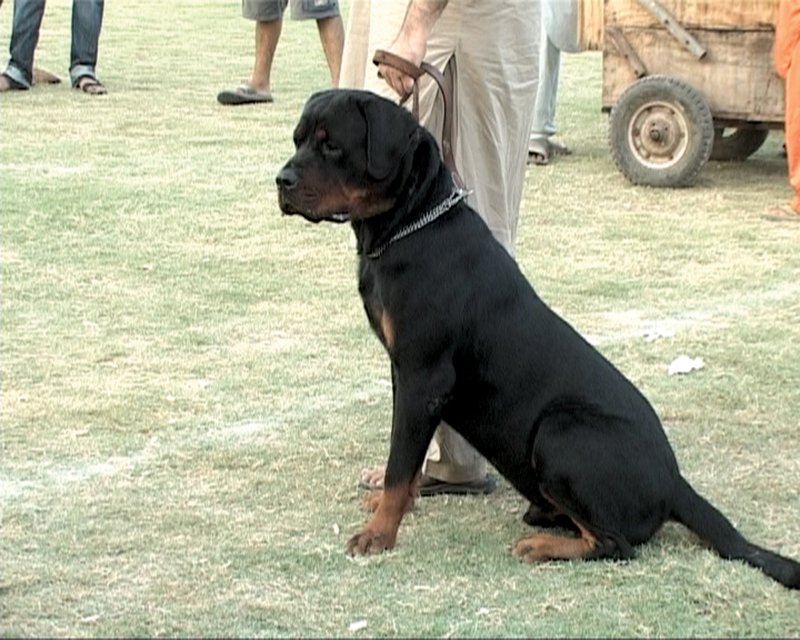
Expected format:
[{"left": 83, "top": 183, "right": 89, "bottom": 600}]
[{"left": 76, "top": 77, "right": 107, "bottom": 95}]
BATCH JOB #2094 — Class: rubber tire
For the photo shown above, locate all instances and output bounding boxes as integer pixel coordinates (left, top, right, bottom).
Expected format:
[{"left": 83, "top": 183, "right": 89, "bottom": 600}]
[
  {"left": 609, "top": 75, "right": 714, "bottom": 187},
  {"left": 709, "top": 127, "right": 769, "bottom": 161}
]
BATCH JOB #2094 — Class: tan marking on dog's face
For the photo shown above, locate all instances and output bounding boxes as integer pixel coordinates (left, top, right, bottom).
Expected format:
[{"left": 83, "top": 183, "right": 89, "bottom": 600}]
[
  {"left": 278, "top": 150, "right": 396, "bottom": 221},
  {"left": 313, "top": 183, "right": 395, "bottom": 220}
]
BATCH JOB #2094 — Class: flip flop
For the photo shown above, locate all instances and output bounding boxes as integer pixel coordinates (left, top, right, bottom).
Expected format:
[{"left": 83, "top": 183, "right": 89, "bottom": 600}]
[
  {"left": 527, "top": 139, "right": 550, "bottom": 165},
  {"left": 358, "top": 472, "right": 497, "bottom": 496},
  {"left": 528, "top": 139, "right": 572, "bottom": 166},
  {"left": 76, "top": 77, "right": 107, "bottom": 95},
  {"left": 418, "top": 474, "right": 497, "bottom": 496},
  {"left": 762, "top": 205, "right": 800, "bottom": 222},
  {"left": 217, "top": 85, "right": 274, "bottom": 106},
  {"left": 548, "top": 140, "right": 572, "bottom": 157}
]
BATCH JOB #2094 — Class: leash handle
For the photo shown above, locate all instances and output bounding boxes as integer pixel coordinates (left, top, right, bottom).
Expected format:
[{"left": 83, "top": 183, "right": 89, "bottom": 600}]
[{"left": 373, "top": 49, "right": 465, "bottom": 191}]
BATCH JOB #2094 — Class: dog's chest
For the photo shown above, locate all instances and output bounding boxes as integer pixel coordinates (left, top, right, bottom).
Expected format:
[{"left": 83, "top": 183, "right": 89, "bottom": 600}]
[{"left": 358, "top": 263, "right": 396, "bottom": 352}]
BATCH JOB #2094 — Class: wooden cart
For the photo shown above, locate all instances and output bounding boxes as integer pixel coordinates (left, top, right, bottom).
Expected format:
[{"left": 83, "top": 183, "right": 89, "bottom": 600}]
[{"left": 582, "top": 0, "right": 784, "bottom": 187}]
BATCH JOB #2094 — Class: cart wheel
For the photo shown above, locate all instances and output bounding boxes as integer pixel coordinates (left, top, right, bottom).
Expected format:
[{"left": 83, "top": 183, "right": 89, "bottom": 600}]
[
  {"left": 709, "top": 127, "right": 769, "bottom": 161},
  {"left": 609, "top": 75, "right": 714, "bottom": 187}
]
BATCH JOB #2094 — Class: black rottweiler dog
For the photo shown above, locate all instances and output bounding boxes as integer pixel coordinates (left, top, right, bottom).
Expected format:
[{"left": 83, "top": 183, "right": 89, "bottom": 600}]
[{"left": 276, "top": 89, "right": 800, "bottom": 589}]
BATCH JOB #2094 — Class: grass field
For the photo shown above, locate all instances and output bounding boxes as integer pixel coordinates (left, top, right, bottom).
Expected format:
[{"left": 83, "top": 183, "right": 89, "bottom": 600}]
[{"left": 2, "top": 1, "right": 799, "bottom": 637}]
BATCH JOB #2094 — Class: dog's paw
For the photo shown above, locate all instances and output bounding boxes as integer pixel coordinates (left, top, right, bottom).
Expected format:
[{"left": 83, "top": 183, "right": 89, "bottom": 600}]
[
  {"left": 513, "top": 532, "right": 599, "bottom": 562},
  {"left": 512, "top": 534, "right": 550, "bottom": 563},
  {"left": 346, "top": 529, "right": 395, "bottom": 556}
]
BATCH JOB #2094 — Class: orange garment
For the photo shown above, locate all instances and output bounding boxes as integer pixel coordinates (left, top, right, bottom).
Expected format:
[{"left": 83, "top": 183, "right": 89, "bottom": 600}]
[{"left": 775, "top": 0, "right": 800, "bottom": 213}]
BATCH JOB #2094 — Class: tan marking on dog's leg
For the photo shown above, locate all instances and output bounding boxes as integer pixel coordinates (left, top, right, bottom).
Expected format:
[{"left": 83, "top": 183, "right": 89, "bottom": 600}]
[
  {"left": 361, "top": 490, "right": 383, "bottom": 512},
  {"left": 348, "top": 482, "right": 414, "bottom": 555},
  {"left": 361, "top": 471, "right": 419, "bottom": 513}
]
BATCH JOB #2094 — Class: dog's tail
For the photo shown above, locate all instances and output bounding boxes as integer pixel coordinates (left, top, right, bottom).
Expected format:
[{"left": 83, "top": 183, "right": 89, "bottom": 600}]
[{"left": 671, "top": 477, "right": 800, "bottom": 589}]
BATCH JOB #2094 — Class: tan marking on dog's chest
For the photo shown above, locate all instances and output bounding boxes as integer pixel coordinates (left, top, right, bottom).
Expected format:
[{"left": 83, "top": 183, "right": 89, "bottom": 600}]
[{"left": 379, "top": 311, "right": 395, "bottom": 350}]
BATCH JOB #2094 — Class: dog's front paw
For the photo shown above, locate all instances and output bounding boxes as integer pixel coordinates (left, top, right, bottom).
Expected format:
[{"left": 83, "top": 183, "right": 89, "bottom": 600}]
[{"left": 346, "top": 528, "right": 396, "bottom": 556}]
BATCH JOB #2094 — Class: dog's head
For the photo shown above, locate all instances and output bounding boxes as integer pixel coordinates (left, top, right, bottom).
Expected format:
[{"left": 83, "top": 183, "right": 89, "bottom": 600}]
[{"left": 276, "top": 89, "right": 422, "bottom": 223}]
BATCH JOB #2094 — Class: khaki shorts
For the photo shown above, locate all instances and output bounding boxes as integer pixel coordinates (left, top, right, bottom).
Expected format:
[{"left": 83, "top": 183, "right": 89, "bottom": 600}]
[{"left": 242, "top": 0, "right": 339, "bottom": 21}]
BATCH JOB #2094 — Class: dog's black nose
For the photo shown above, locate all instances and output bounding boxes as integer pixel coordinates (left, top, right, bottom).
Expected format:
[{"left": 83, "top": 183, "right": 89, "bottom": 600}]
[{"left": 276, "top": 166, "right": 298, "bottom": 190}]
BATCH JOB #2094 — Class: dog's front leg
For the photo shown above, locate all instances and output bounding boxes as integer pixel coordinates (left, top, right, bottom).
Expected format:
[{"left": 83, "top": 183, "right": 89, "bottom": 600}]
[{"left": 346, "top": 372, "right": 443, "bottom": 556}]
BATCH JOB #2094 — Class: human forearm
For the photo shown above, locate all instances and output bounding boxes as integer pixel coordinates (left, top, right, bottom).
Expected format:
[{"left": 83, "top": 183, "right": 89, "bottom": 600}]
[
  {"left": 377, "top": 0, "right": 449, "bottom": 99},
  {"left": 397, "top": 0, "right": 449, "bottom": 57}
]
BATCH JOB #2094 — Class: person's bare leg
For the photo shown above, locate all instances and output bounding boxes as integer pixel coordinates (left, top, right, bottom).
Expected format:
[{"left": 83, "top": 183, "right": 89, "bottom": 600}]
[
  {"left": 360, "top": 467, "right": 385, "bottom": 489},
  {"left": 316, "top": 15, "right": 344, "bottom": 87},
  {"left": 33, "top": 67, "right": 61, "bottom": 84},
  {"left": 250, "top": 18, "right": 282, "bottom": 93}
]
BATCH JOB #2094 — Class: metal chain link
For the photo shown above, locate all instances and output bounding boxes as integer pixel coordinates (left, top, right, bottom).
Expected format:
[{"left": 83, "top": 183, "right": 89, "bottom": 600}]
[{"left": 366, "top": 188, "right": 471, "bottom": 259}]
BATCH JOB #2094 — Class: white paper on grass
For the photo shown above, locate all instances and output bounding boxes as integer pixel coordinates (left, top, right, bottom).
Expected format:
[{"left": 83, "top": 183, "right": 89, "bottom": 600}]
[{"left": 668, "top": 355, "right": 704, "bottom": 376}]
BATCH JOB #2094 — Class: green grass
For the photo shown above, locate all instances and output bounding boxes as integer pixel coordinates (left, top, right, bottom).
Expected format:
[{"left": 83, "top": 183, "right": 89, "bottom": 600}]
[{"left": 2, "top": 1, "right": 799, "bottom": 637}]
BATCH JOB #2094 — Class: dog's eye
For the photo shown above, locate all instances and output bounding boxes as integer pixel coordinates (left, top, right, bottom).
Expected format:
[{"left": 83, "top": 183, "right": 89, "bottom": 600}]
[
  {"left": 293, "top": 121, "right": 309, "bottom": 147},
  {"left": 321, "top": 140, "right": 342, "bottom": 158}
]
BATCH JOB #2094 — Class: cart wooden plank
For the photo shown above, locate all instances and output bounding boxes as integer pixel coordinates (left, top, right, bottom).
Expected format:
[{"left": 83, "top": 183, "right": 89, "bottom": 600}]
[
  {"left": 603, "top": 27, "right": 784, "bottom": 122},
  {"left": 580, "top": 0, "right": 780, "bottom": 50},
  {"left": 604, "top": 0, "right": 778, "bottom": 31}
]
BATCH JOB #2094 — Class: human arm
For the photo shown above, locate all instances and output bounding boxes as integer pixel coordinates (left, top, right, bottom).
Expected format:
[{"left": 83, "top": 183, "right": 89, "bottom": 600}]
[{"left": 377, "top": 0, "right": 449, "bottom": 99}]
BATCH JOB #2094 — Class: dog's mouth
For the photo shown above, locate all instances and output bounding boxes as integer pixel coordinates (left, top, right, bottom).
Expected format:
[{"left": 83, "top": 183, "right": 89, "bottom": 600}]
[
  {"left": 280, "top": 206, "right": 351, "bottom": 224},
  {"left": 278, "top": 193, "right": 351, "bottom": 224}
]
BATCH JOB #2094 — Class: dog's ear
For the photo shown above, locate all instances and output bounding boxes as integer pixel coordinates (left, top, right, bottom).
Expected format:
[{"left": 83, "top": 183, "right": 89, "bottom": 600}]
[{"left": 359, "top": 96, "right": 418, "bottom": 181}]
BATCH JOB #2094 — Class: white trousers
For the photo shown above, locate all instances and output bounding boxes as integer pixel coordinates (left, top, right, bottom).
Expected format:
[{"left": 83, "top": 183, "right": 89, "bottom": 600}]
[{"left": 341, "top": 0, "right": 540, "bottom": 482}]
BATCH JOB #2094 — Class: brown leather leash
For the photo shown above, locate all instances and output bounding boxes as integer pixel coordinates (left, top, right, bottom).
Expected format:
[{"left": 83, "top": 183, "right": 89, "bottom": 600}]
[{"left": 373, "top": 49, "right": 466, "bottom": 191}]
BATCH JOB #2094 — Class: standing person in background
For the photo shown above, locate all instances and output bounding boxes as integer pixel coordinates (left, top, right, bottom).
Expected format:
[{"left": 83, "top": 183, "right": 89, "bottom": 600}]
[
  {"left": 217, "top": 0, "right": 344, "bottom": 105},
  {"left": 341, "top": 0, "right": 540, "bottom": 497},
  {"left": 774, "top": 0, "right": 800, "bottom": 216},
  {"left": 0, "top": 0, "right": 106, "bottom": 94},
  {"left": 528, "top": 0, "right": 581, "bottom": 165},
  {"left": 0, "top": 0, "right": 60, "bottom": 86}
]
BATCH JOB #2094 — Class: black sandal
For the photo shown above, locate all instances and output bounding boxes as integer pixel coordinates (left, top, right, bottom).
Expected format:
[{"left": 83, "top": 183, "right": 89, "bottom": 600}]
[
  {"left": 418, "top": 474, "right": 497, "bottom": 496},
  {"left": 359, "top": 472, "right": 497, "bottom": 496}
]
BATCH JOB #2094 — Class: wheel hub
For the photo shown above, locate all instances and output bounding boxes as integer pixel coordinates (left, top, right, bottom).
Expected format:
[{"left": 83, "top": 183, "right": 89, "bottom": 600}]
[{"left": 628, "top": 102, "right": 689, "bottom": 169}]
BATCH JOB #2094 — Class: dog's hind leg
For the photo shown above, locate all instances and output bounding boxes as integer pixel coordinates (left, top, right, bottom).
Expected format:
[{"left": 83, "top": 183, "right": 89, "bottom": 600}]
[
  {"left": 522, "top": 491, "right": 579, "bottom": 532},
  {"left": 512, "top": 523, "right": 623, "bottom": 562},
  {"left": 514, "top": 409, "right": 669, "bottom": 563},
  {"left": 514, "top": 487, "right": 632, "bottom": 562}
]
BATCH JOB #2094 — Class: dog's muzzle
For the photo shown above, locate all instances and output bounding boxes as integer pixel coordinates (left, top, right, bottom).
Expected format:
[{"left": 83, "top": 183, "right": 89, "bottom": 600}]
[
  {"left": 276, "top": 166, "right": 299, "bottom": 192},
  {"left": 275, "top": 165, "right": 350, "bottom": 223}
]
